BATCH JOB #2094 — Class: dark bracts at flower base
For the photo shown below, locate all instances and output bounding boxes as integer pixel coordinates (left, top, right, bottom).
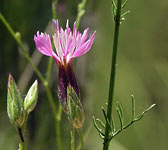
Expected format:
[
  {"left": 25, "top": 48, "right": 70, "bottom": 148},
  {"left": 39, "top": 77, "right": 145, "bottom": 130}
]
[{"left": 58, "top": 62, "right": 79, "bottom": 111}]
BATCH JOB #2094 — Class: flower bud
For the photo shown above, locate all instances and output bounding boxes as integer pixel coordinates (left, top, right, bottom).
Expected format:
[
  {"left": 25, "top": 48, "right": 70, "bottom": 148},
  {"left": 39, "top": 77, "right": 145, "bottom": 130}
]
[
  {"left": 67, "top": 85, "right": 84, "bottom": 129},
  {"left": 7, "top": 74, "right": 25, "bottom": 128},
  {"left": 24, "top": 80, "right": 38, "bottom": 114}
]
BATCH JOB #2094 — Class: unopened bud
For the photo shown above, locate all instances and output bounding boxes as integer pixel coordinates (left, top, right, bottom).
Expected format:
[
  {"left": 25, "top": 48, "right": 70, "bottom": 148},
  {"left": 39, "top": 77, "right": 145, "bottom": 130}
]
[
  {"left": 15, "top": 32, "right": 21, "bottom": 41},
  {"left": 7, "top": 74, "right": 25, "bottom": 128},
  {"left": 24, "top": 80, "right": 38, "bottom": 114},
  {"left": 67, "top": 85, "right": 84, "bottom": 128}
]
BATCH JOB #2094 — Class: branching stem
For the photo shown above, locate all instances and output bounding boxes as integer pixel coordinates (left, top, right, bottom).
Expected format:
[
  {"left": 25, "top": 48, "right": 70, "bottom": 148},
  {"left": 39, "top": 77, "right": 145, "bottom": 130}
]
[{"left": 103, "top": 0, "right": 122, "bottom": 149}]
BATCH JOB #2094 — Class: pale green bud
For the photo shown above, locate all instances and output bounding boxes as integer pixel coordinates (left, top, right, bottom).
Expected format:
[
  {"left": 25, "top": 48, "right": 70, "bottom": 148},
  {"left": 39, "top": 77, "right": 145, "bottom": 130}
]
[
  {"left": 24, "top": 80, "right": 38, "bottom": 114},
  {"left": 7, "top": 74, "right": 25, "bottom": 128},
  {"left": 67, "top": 85, "right": 84, "bottom": 129},
  {"left": 15, "top": 32, "right": 21, "bottom": 41}
]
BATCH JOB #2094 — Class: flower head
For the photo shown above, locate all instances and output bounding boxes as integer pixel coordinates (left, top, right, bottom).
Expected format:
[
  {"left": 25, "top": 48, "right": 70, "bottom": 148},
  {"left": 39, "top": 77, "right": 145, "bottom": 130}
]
[
  {"left": 34, "top": 19, "right": 96, "bottom": 65},
  {"left": 34, "top": 19, "right": 96, "bottom": 111}
]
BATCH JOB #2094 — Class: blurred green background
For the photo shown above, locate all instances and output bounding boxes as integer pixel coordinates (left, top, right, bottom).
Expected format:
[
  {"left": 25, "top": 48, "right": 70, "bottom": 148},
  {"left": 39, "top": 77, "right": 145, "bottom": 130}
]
[{"left": 0, "top": 0, "right": 168, "bottom": 149}]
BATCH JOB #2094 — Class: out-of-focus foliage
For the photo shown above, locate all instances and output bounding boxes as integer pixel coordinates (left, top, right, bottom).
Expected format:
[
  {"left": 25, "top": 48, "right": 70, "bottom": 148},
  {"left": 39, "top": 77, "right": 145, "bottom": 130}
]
[{"left": 0, "top": 0, "right": 168, "bottom": 150}]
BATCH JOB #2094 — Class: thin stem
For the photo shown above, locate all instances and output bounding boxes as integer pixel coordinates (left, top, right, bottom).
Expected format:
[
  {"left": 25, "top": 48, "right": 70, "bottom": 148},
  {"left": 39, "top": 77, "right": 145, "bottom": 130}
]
[
  {"left": 103, "top": 0, "right": 122, "bottom": 150},
  {"left": 46, "top": 0, "right": 58, "bottom": 83},
  {"left": 71, "top": 126, "right": 75, "bottom": 150},
  {"left": 44, "top": 84, "right": 57, "bottom": 117},
  {"left": 0, "top": 12, "right": 61, "bottom": 148},
  {"left": 51, "top": 1, "right": 63, "bottom": 149},
  {"left": 18, "top": 128, "right": 24, "bottom": 143},
  {"left": 46, "top": 58, "right": 54, "bottom": 83},
  {"left": 78, "top": 129, "right": 84, "bottom": 150},
  {"left": 77, "top": 123, "right": 92, "bottom": 150},
  {"left": 55, "top": 118, "right": 62, "bottom": 150},
  {"left": 0, "top": 12, "right": 57, "bottom": 116},
  {"left": 52, "top": 0, "right": 57, "bottom": 20},
  {"left": 76, "top": 0, "right": 87, "bottom": 29},
  {"left": 0, "top": 13, "right": 45, "bottom": 85}
]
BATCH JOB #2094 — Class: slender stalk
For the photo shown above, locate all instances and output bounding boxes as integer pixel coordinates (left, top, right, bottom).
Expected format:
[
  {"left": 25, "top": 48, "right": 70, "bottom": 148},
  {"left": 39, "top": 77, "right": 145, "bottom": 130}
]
[
  {"left": 76, "top": 0, "right": 87, "bottom": 29},
  {"left": 0, "top": 13, "right": 45, "bottom": 85},
  {"left": 46, "top": 0, "right": 58, "bottom": 83},
  {"left": 46, "top": 58, "right": 54, "bottom": 83},
  {"left": 103, "top": 0, "right": 122, "bottom": 150},
  {"left": 71, "top": 126, "right": 75, "bottom": 150},
  {"left": 77, "top": 123, "right": 92, "bottom": 150},
  {"left": 78, "top": 129, "right": 84, "bottom": 150},
  {"left": 51, "top": 1, "right": 63, "bottom": 149},
  {"left": 0, "top": 12, "right": 61, "bottom": 148},
  {"left": 55, "top": 118, "right": 62, "bottom": 150},
  {"left": 0, "top": 12, "right": 57, "bottom": 116}
]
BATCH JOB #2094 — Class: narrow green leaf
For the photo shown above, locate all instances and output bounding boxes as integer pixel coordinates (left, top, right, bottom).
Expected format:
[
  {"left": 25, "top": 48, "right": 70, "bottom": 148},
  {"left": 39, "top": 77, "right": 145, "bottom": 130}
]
[
  {"left": 92, "top": 116, "right": 105, "bottom": 136},
  {"left": 116, "top": 108, "right": 123, "bottom": 130},
  {"left": 122, "top": 0, "right": 128, "bottom": 8},
  {"left": 121, "top": 10, "right": 131, "bottom": 17},
  {"left": 111, "top": 115, "right": 115, "bottom": 133},
  {"left": 96, "top": 118, "right": 105, "bottom": 128},
  {"left": 117, "top": 101, "right": 123, "bottom": 117},
  {"left": 102, "top": 107, "right": 113, "bottom": 132}
]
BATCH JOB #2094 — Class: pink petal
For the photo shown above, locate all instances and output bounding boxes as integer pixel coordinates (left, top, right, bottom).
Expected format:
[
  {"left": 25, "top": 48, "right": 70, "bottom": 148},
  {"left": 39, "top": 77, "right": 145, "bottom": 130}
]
[
  {"left": 34, "top": 31, "right": 59, "bottom": 62},
  {"left": 80, "top": 28, "right": 89, "bottom": 46},
  {"left": 73, "top": 22, "right": 77, "bottom": 38},
  {"left": 73, "top": 31, "right": 96, "bottom": 57},
  {"left": 53, "top": 19, "right": 59, "bottom": 35}
]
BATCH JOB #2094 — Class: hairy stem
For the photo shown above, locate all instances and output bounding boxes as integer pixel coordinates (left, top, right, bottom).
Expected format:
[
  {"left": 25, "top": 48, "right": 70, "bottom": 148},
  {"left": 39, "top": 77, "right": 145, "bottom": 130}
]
[{"left": 103, "top": 0, "right": 122, "bottom": 149}]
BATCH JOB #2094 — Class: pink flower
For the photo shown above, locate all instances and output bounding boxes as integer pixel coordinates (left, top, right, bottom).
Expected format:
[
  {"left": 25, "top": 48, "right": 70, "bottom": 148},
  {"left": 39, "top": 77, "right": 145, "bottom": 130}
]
[
  {"left": 34, "top": 19, "right": 96, "bottom": 108},
  {"left": 34, "top": 19, "right": 96, "bottom": 65}
]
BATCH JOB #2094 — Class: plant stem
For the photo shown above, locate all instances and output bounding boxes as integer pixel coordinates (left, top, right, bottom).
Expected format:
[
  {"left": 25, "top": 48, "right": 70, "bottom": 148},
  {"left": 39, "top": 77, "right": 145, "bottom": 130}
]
[
  {"left": 51, "top": 1, "right": 63, "bottom": 149},
  {"left": 46, "top": 58, "right": 54, "bottom": 83},
  {"left": 0, "top": 12, "right": 57, "bottom": 116},
  {"left": 0, "top": 13, "right": 45, "bottom": 85},
  {"left": 78, "top": 129, "right": 84, "bottom": 150},
  {"left": 55, "top": 117, "right": 62, "bottom": 150},
  {"left": 71, "top": 126, "right": 75, "bottom": 150},
  {"left": 76, "top": 0, "right": 87, "bottom": 29},
  {"left": 103, "top": 0, "right": 122, "bottom": 150},
  {"left": 0, "top": 12, "right": 62, "bottom": 148},
  {"left": 46, "top": 0, "right": 58, "bottom": 83}
]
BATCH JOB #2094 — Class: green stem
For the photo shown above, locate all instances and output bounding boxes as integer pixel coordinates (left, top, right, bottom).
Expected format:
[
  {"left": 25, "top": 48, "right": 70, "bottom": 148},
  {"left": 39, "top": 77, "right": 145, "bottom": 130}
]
[
  {"left": 76, "top": 0, "right": 87, "bottom": 29},
  {"left": 51, "top": 1, "right": 63, "bottom": 150},
  {"left": 78, "top": 129, "right": 84, "bottom": 150},
  {"left": 55, "top": 118, "right": 62, "bottom": 150},
  {"left": 46, "top": 0, "right": 58, "bottom": 83},
  {"left": 52, "top": 0, "right": 58, "bottom": 20},
  {"left": 46, "top": 58, "right": 54, "bottom": 83},
  {"left": 71, "top": 126, "right": 75, "bottom": 150},
  {"left": 77, "top": 123, "right": 92, "bottom": 150},
  {"left": 0, "top": 12, "right": 57, "bottom": 116},
  {"left": 103, "top": 0, "right": 122, "bottom": 150},
  {"left": 0, "top": 13, "right": 45, "bottom": 85},
  {"left": 0, "top": 12, "right": 62, "bottom": 148}
]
